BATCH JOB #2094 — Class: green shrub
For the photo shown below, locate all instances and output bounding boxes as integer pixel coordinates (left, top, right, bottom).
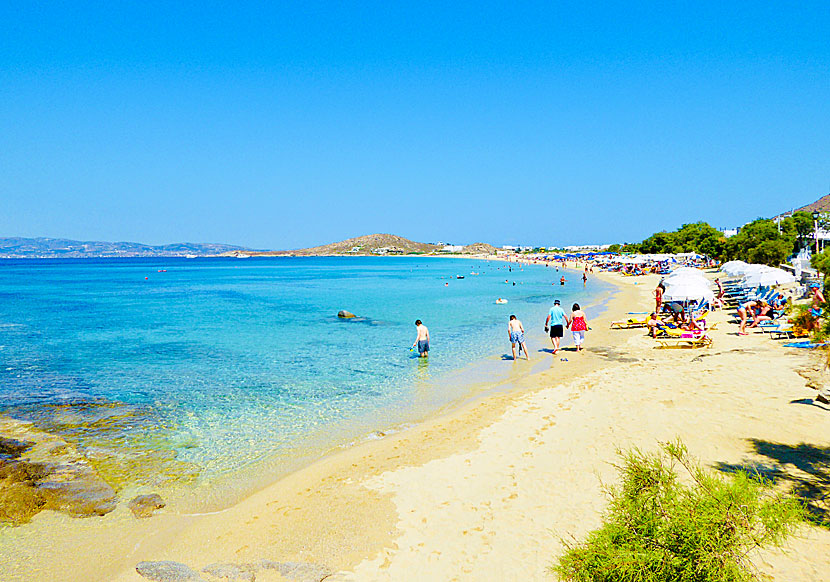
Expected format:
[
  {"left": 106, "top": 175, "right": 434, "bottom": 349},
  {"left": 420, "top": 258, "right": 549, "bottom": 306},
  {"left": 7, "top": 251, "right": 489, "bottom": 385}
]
[{"left": 552, "top": 441, "right": 804, "bottom": 582}]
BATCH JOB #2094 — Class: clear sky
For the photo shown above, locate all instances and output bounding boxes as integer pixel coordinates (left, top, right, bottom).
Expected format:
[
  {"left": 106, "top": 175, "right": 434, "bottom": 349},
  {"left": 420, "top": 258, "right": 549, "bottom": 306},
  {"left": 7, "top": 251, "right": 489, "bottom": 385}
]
[{"left": 1, "top": 3, "right": 828, "bottom": 249}]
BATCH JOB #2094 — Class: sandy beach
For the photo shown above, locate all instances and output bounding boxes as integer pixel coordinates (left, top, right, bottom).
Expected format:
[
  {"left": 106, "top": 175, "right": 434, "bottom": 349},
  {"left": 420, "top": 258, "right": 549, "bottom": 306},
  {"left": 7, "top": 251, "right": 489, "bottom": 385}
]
[{"left": 5, "top": 268, "right": 830, "bottom": 581}]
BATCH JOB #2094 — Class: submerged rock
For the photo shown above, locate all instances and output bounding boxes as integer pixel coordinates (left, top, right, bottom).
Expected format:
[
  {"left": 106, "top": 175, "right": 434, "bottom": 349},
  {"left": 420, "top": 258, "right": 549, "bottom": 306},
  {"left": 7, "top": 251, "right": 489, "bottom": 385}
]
[
  {"left": 128, "top": 493, "right": 166, "bottom": 518},
  {"left": 0, "top": 417, "right": 117, "bottom": 524},
  {"left": 260, "top": 561, "right": 333, "bottom": 582},
  {"left": 136, "top": 561, "right": 204, "bottom": 581},
  {"left": 337, "top": 310, "right": 356, "bottom": 318},
  {"left": 201, "top": 563, "right": 255, "bottom": 581}
]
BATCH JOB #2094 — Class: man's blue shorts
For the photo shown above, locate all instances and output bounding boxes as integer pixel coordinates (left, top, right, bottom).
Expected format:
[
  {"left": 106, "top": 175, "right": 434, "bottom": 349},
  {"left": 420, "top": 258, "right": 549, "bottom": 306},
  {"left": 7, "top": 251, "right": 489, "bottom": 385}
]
[{"left": 417, "top": 340, "right": 429, "bottom": 354}]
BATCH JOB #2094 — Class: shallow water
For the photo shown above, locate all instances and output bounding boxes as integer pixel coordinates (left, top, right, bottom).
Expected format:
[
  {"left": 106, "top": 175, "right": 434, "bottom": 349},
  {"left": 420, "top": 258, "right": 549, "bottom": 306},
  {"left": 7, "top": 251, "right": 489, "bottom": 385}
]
[{"left": 0, "top": 257, "right": 609, "bottom": 500}]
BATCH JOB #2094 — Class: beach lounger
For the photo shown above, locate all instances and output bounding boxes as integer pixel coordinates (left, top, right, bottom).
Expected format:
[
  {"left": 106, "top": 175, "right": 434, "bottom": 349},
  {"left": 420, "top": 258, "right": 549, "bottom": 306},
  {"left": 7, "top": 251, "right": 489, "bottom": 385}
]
[
  {"left": 768, "top": 328, "right": 806, "bottom": 340},
  {"left": 655, "top": 335, "right": 712, "bottom": 349},
  {"left": 610, "top": 317, "right": 649, "bottom": 329}
]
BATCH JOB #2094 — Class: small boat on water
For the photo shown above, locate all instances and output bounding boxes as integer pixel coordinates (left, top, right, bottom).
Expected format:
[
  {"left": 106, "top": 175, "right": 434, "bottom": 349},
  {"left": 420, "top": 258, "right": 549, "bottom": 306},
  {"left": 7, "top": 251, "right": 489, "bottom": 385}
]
[
  {"left": 185, "top": 254, "right": 198, "bottom": 259},
  {"left": 456, "top": 275, "right": 464, "bottom": 279}
]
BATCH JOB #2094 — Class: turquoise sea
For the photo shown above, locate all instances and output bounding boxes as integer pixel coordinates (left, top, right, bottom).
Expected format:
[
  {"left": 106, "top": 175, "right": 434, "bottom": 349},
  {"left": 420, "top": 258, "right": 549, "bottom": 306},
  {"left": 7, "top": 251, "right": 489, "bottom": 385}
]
[{"left": 0, "top": 257, "right": 610, "bottom": 503}]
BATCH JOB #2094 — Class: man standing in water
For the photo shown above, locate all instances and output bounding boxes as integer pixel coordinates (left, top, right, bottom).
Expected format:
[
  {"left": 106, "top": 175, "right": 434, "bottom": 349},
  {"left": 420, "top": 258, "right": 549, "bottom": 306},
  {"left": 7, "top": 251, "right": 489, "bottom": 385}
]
[
  {"left": 545, "top": 299, "right": 569, "bottom": 354},
  {"left": 508, "top": 315, "right": 529, "bottom": 360},
  {"left": 412, "top": 319, "right": 430, "bottom": 357}
]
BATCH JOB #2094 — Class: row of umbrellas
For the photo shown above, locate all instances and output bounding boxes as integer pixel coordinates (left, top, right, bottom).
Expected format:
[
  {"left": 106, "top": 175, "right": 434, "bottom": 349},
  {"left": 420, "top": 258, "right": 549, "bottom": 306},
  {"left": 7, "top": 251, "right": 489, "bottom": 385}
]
[
  {"left": 720, "top": 260, "right": 796, "bottom": 286},
  {"left": 657, "top": 261, "right": 796, "bottom": 304}
]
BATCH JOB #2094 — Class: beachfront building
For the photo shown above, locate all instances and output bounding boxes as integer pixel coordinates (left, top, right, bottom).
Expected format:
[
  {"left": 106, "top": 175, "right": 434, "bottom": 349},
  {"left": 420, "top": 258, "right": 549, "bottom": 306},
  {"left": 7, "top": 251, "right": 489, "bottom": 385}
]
[
  {"left": 563, "top": 244, "right": 612, "bottom": 252},
  {"left": 441, "top": 245, "right": 464, "bottom": 253}
]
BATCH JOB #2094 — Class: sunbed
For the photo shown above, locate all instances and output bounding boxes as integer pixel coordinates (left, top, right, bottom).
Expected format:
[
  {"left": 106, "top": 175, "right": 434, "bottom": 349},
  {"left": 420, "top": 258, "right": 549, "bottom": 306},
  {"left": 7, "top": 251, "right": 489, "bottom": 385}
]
[{"left": 655, "top": 334, "right": 713, "bottom": 349}]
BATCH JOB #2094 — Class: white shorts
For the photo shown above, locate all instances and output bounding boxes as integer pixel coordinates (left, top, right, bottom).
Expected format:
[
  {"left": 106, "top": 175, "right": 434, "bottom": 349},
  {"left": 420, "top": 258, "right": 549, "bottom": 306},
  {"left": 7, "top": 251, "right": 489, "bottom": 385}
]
[{"left": 572, "top": 330, "right": 585, "bottom": 346}]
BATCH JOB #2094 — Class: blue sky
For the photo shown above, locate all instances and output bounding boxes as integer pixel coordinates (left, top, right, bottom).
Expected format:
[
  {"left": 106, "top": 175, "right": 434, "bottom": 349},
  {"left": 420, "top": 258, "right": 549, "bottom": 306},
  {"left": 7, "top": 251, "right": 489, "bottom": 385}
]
[{"left": 1, "top": 3, "right": 828, "bottom": 249}]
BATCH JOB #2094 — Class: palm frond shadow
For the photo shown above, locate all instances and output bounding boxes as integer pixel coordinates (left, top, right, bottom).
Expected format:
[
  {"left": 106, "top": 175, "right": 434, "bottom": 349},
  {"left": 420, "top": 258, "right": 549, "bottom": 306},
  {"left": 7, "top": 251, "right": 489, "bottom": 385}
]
[{"left": 714, "top": 439, "right": 830, "bottom": 528}]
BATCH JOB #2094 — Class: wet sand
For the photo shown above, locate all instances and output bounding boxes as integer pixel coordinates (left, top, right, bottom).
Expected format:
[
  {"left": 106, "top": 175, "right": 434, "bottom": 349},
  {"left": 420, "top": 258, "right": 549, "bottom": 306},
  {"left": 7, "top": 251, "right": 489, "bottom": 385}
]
[{"left": 5, "top": 269, "right": 830, "bottom": 581}]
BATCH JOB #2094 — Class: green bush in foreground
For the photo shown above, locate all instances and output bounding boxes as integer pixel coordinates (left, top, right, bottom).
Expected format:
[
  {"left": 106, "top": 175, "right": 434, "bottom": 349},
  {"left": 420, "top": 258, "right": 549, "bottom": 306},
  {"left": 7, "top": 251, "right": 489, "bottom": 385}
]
[{"left": 552, "top": 441, "right": 804, "bottom": 582}]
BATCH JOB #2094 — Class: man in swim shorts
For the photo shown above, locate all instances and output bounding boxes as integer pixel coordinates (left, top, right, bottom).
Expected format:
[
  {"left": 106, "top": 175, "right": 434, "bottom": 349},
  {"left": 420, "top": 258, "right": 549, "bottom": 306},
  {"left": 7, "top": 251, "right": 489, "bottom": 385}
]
[
  {"left": 545, "top": 299, "right": 569, "bottom": 354},
  {"left": 412, "top": 319, "right": 430, "bottom": 357},
  {"left": 508, "top": 315, "right": 528, "bottom": 360}
]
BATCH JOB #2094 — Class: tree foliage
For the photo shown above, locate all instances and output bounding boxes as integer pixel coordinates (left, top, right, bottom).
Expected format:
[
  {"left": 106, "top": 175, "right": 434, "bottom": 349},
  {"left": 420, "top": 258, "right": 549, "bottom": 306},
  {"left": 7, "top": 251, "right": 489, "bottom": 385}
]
[
  {"left": 553, "top": 441, "right": 804, "bottom": 582},
  {"left": 610, "top": 211, "right": 825, "bottom": 265}
]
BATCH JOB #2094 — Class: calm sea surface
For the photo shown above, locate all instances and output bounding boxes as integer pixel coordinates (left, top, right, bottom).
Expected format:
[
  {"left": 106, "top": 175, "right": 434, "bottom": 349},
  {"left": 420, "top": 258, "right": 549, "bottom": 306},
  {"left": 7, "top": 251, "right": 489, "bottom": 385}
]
[{"left": 0, "top": 257, "right": 610, "bottom": 500}]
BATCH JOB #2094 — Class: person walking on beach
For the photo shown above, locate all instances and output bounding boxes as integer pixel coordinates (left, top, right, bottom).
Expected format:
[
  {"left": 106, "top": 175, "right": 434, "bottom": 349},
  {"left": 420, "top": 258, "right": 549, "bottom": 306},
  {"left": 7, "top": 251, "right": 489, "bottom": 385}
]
[
  {"left": 508, "top": 315, "right": 529, "bottom": 360},
  {"left": 545, "top": 299, "right": 568, "bottom": 354},
  {"left": 810, "top": 283, "right": 825, "bottom": 331},
  {"left": 412, "top": 319, "right": 430, "bottom": 357},
  {"left": 570, "top": 303, "right": 589, "bottom": 351}
]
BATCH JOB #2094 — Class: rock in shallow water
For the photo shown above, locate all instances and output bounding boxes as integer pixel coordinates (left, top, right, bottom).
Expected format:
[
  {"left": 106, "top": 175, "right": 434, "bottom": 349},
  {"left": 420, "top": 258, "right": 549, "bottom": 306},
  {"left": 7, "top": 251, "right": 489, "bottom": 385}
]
[
  {"left": 136, "top": 561, "right": 204, "bottom": 581},
  {"left": 201, "top": 563, "right": 255, "bottom": 581},
  {"left": 129, "top": 493, "right": 166, "bottom": 518},
  {"left": 337, "top": 310, "right": 356, "bottom": 318},
  {"left": 0, "top": 417, "right": 117, "bottom": 524},
  {"left": 261, "top": 561, "right": 332, "bottom": 582}
]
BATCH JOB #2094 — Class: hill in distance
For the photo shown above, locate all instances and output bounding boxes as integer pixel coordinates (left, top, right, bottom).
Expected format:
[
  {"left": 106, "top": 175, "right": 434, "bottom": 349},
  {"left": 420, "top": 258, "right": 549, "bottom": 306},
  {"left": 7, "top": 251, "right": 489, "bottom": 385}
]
[
  {"left": 0, "top": 237, "right": 252, "bottom": 258},
  {"left": 789, "top": 193, "right": 830, "bottom": 215},
  {"left": 251, "top": 234, "right": 496, "bottom": 256}
]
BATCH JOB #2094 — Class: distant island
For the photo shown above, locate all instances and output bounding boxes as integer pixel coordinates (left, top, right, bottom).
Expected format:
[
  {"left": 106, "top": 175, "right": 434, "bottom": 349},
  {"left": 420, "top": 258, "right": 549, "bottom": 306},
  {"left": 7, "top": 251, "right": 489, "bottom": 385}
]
[
  {"left": 0, "top": 237, "right": 253, "bottom": 259},
  {"left": 0, "top": 234, "right": 497, "bottom": 259},
  {"left": 239, "top": 234, "right": 497, "bottom": 257}
]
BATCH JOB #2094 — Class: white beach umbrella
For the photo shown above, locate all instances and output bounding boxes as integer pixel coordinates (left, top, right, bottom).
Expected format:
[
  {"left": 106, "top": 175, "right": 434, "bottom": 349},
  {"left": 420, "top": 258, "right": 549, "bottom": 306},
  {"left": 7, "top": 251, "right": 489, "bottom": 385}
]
[
  {"left": 664, "top": 269, "right": 708, "bottom": 284},
  {"left": 743, "top": 268, "right": 796, "bottom": 287},
  {"left": 663, "top": 280, "right": 715, "bottom": 302},
  {"left": 720, "top": 261, "right": 748, "bottom": 276}
]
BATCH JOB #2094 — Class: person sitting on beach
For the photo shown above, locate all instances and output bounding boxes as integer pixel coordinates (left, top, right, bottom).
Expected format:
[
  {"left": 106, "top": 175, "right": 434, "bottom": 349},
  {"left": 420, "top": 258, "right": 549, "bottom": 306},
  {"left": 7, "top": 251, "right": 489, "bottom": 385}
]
[
  {"left": 545, "top": 299, "right": 569, "bottom": 355},
  {"left": 508, "top": 315, "right": 529, "bottom": 360},
  {"left": 570, "top": 303, "right": 589, "bottom": 351},
  {"left": 411, "top": 319, "right": 430, "bottom": 357},
  {"left": 747, "top": 300, "right": 772, "bottom": 329},
  {"left": 646, "top": 312, "right": 661, "bottom": 337}
]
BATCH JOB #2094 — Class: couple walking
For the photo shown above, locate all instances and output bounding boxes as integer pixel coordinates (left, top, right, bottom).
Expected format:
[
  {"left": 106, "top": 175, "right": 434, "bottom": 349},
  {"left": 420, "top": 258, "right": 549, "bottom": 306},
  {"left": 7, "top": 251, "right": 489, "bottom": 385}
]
[{"left": 545, "top": 299, "right": 589, "bottom": 354}]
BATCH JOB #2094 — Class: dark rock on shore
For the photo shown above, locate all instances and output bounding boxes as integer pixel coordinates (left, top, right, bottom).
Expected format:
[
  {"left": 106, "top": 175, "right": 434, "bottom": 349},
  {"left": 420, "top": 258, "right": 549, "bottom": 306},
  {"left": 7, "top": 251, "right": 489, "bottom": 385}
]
[
  {"left": 129, "top": 493, "right": 166, "bottom": 518},
  {"left": 136, "top": 561, "right": 204, "bottom": 581}
]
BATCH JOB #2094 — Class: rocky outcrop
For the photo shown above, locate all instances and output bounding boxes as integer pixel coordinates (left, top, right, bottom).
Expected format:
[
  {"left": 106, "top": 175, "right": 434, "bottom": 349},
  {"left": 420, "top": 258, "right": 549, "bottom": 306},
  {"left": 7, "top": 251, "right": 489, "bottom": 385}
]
[
  {"left": 0, "top": 417, "right": 116, "bottom": 524},
  {"left": 128, "top": 493, "right": 166, "bottom": 518}
]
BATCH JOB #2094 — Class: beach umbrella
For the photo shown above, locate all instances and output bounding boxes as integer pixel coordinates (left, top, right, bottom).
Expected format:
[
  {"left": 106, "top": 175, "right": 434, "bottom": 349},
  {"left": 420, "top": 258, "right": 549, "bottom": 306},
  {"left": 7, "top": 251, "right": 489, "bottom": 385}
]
[
  {"left": 743, "top": 268, "right": 796, "bottom": 287},
  {"left": 663, "top": 280, "right": 715, "bottom": 302},
  {"left": 721, "top": 261, "right": 749, "bottom": 276},
  {"left": 663, "top": 269, "right": 708, "bottom": 285}
]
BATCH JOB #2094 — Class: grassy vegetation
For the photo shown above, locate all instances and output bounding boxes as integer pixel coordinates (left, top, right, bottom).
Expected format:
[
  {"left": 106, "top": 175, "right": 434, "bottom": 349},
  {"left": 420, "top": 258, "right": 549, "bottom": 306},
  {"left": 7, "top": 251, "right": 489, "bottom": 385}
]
[{"left": 552, "top": 441, "right": 804, "bottom": 582}]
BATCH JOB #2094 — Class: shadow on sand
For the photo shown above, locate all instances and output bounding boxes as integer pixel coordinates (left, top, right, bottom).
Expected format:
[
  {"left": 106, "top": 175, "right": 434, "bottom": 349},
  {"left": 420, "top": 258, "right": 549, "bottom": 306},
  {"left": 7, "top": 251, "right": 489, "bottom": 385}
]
[{"left": 714, "top": 438, "right": 830, "bottom": 528}]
